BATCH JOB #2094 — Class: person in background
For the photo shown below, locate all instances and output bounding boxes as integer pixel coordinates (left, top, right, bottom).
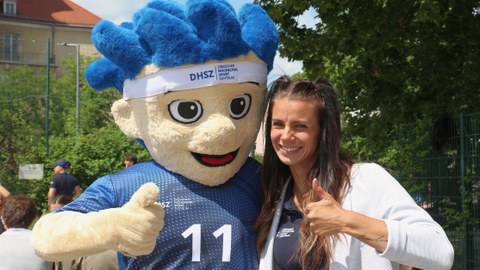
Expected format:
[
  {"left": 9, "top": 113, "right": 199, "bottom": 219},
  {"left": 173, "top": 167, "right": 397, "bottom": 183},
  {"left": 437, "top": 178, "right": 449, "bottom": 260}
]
[
  {"left": 123, "top": 154, "right": 138, "bottom": 168},
  {"left": 0, "top": 195, "right": 53, "bottom": 270},
  {"left": 0, "top": 183, "right": 11, "bottom": 213},
  {"left": 256, "top": 76, "right": 454, "bottom": 270},
  {"left": 50, "top": 195, "right": 73, "bottom": 212},
  {"left": 48, "top": 160, "right": 81, "bottom": 204},
  {"left": 0, "top": 183, "right": 11, "bottom": 234}
]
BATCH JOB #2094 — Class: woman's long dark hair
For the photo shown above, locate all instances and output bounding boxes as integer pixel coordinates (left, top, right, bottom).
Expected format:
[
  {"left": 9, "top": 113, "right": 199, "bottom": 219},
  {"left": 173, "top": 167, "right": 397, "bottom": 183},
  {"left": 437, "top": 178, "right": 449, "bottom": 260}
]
[{"left": 255, "top": 76, "right": 353, "bottom": 269}]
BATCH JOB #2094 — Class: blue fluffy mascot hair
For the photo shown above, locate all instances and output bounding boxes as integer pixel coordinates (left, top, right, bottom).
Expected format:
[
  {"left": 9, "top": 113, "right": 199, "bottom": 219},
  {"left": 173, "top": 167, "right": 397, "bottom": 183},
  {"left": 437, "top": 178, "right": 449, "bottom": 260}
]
[{"left": 85, "top": 0, "right": 279, "bottom": 93}]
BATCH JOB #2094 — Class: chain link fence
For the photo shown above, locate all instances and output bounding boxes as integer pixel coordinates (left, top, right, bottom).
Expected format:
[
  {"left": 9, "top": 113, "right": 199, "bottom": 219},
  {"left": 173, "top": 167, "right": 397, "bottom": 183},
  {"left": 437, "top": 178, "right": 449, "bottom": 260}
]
[{"left": 397, "top": 113, "right": 480, "bottom": 269}]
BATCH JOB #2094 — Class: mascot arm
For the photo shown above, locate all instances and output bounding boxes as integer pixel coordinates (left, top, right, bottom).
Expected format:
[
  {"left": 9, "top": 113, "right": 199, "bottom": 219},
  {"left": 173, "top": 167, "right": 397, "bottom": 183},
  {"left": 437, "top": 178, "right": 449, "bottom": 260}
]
[{"left": 32, "top": 183, "right": 164, "bottom": 261}]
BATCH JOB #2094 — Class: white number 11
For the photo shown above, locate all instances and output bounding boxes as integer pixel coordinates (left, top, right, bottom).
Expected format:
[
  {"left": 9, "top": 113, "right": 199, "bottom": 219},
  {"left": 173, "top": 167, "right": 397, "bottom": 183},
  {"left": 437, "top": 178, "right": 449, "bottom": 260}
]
[{"left": 182, "top": 224, "right": 232, "bottom": 262}]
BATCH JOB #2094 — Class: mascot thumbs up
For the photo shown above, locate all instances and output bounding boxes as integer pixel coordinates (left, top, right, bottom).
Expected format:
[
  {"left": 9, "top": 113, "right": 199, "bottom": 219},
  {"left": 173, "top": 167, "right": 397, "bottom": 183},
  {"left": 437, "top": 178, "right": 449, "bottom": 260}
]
[{"left": 31, "top": 0, "right": 278, "bottom": 269}]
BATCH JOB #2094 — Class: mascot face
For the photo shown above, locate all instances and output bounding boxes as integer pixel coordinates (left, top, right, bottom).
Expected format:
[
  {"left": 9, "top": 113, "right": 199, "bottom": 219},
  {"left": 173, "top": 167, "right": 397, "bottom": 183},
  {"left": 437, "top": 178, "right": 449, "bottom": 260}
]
[
  {"left": 85, "top": 0, "right": 278, "bottom": 186},
  {"left": 112, "top": 56, "right": 265, "bottom": 186}
]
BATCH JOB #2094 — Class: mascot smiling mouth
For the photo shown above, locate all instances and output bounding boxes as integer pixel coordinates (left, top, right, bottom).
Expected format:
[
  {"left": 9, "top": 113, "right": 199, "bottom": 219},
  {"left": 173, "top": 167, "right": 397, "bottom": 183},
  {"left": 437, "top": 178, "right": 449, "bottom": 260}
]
[{"left": 192, "top": 149, "right": 239, "bottom": 167}]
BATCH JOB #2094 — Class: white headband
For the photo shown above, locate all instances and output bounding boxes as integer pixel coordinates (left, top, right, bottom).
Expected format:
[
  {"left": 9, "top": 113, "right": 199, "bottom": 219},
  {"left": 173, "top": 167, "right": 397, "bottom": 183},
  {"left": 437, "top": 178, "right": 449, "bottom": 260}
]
[{"left": 122, "top": 61, "right": 267, "bottom": 100}]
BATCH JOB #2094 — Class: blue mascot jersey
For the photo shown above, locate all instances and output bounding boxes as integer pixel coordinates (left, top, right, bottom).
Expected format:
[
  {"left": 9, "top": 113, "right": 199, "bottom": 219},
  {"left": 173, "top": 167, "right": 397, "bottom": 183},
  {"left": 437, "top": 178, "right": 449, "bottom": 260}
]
[{"left": 59, "top": 158, "right": 262, "bottom": 270}]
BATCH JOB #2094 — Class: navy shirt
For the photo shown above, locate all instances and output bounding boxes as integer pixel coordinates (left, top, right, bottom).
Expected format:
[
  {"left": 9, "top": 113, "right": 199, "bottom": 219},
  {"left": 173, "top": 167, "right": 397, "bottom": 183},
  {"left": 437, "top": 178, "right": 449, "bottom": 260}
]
[
  {"left": 50, "top": 173, "right": 79, "bottom": 197},
  {"left": 273, "top": 181, "right": 327, "bottom": 270},
  {"left": 273, "top": 181, "right": 302, "bottom": 269}
]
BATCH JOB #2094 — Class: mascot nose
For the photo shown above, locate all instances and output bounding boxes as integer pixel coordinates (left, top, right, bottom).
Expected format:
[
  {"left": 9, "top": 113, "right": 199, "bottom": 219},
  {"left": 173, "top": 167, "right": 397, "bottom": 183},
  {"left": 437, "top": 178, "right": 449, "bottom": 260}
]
[{"left": 193, "top": 114, "right": 237, "bottom": 148}]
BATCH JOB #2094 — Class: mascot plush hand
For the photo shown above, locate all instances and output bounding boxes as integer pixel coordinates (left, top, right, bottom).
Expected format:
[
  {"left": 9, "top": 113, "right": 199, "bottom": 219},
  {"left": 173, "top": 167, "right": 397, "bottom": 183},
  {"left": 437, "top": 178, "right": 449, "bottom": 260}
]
[{"left": 31, "top": 0, "right": 278, "bottom": 269}]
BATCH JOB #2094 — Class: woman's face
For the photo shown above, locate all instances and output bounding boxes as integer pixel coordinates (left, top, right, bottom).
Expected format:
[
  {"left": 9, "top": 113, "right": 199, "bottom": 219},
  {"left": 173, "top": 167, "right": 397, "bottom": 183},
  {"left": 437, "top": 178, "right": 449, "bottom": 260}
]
[{"left": 270, "top": 97, "right": 320, "bottom": 171}]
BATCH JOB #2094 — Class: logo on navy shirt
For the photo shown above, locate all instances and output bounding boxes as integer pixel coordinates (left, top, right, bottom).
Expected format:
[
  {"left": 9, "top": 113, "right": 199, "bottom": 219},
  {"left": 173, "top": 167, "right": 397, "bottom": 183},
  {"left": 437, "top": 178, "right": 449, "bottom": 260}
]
[
  {"left": 159, "top": 201, "right": 171, "bottom": 208},
  {"left": 174, "top": 197, "right": 194, "bottom": 210},
  {"left": 276, "top": 228, "right": 295, "bottom": 238}
]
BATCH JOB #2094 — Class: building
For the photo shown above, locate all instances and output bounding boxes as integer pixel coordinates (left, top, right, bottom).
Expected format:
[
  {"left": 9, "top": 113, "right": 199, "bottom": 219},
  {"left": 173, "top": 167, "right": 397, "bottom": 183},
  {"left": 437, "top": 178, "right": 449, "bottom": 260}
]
[{"left": 0, "top": 0, "right": 101, "bottom": 72}]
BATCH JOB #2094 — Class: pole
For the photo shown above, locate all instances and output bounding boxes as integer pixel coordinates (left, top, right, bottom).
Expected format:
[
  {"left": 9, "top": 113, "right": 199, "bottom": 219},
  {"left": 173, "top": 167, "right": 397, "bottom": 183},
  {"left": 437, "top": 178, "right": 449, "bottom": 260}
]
[
  {"left": 75, "top": 44, "right": 80, "bottom": 136},
  {"left": 58, "top": 42, "right": 80, "bottom": 136},
  {"left": 45, "top": 39, "right": 50, "bottom": 155}
]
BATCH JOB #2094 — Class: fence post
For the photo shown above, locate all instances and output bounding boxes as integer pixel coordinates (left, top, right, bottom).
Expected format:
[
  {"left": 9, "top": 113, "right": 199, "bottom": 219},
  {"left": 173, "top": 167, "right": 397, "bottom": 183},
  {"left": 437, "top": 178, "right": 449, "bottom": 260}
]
[{"left": 459, "top": 113, "right": 474, "bottom": 270}]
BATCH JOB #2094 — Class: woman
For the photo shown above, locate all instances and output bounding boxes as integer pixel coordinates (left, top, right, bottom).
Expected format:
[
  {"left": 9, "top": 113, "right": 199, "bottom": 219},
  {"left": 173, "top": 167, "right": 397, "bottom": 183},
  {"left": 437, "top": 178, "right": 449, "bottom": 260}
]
[{"left": 256, "top": 76, "right": 454, "bottom": 270}]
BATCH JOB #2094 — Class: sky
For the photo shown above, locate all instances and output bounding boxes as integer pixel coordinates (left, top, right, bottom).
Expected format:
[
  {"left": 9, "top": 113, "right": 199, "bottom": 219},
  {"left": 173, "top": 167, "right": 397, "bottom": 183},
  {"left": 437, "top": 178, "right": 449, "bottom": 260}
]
[{"left": 70, "top": 0, "right": 311, "bottom": 80}]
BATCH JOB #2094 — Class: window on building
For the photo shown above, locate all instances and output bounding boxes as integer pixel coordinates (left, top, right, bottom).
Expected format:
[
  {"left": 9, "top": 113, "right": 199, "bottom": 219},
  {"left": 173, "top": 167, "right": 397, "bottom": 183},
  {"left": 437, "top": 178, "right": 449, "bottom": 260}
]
[
  {"left": 4, "top": 0, "right": 17, "bottom": 15},
  {"left": 2, "top": 33, "right": 20, "bottom": 61}
]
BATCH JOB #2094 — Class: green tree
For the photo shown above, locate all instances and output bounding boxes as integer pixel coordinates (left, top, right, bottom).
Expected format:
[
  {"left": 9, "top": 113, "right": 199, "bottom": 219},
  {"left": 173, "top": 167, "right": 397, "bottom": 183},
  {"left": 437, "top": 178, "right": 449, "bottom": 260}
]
[
  {"left": 0, "top": 58, "right": 149, "bottom": 212},
  {"left": 47, "top": 124, "right": 150, "bottom": 189},
  {"left": 0, "top": 66, "right": 50, "bottom": 210},
  {"left": 256, "top": 0, "right": 480, "bottom": 166},
  {"left": 49, "top": 55, "right": 120, "bottom": 136},
  {"left": 0, "top": 67, "right": 45, "bottom": 170}
]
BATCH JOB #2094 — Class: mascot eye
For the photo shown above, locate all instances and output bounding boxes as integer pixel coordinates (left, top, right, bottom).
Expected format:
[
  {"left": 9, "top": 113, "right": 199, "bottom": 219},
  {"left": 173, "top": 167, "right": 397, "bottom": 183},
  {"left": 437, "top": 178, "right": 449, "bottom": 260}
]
[
  {"left": 229, "top": 94, "right": 251, "bottom": 119},
  {"left": 168, "top": 100, "right": 203, "bottom": 124}
]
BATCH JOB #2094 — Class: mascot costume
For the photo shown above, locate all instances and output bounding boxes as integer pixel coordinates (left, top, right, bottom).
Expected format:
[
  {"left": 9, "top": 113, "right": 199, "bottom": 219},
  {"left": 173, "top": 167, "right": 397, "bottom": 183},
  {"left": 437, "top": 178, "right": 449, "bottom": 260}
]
[{"left": 31, "top": 0, "right": 278, "bottom": 269}]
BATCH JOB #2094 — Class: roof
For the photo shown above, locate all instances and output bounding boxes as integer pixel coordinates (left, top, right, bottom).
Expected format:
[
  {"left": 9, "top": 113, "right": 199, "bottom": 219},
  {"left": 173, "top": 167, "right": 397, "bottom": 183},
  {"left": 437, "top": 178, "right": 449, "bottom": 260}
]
[{"left": 15, "top": 0, "right": 101, "bottom": 26}]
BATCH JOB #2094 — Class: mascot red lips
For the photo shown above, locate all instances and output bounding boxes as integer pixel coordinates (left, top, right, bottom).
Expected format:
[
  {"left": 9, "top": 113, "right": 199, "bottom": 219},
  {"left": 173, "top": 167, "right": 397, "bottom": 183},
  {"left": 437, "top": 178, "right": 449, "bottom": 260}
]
[{"left": 192, "top": 149, "right": 239, "bottom": 167}]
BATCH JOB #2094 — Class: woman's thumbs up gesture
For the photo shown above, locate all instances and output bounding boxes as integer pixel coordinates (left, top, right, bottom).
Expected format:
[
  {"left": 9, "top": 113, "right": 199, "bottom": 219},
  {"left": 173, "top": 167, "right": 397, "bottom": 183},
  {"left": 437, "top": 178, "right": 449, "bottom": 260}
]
[
  {"left": 305, "top": 178, "right": 388, "bottom": 252},
  {"left": 304, "top": 178, "right": 346, "bottom": 236}
]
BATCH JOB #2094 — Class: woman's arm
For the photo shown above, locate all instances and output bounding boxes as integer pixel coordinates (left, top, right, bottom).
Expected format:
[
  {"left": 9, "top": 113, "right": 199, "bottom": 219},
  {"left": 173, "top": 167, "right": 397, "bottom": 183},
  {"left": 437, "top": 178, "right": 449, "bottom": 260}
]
[
  {"left": 305, "top": 164, "right": 454, "bottom": 270},
  {"left": 0, "top": 184, "right": 11, "bottom": 199},
  {"left": 351, "top": 163, "right": 454, "bottom": 270}
]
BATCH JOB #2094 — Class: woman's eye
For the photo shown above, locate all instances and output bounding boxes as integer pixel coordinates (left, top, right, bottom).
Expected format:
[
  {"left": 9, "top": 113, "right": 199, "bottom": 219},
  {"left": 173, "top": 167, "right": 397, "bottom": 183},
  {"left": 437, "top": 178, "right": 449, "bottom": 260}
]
[
  {"left": 272, "top": 121, "right": 283, "bottom": 127},
  {"left": 229, "top": 94, "right": 251, "bottom": 119},
  {"left": 168, "top": 100, "right": 203, "bottom": 124}
]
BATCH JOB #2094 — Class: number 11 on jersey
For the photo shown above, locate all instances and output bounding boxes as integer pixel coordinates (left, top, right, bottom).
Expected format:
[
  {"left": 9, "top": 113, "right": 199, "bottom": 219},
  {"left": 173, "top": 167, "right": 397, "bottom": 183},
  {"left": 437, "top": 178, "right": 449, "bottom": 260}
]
[{"left": 182, "top": 224, "right": 232, "bottom": 262}]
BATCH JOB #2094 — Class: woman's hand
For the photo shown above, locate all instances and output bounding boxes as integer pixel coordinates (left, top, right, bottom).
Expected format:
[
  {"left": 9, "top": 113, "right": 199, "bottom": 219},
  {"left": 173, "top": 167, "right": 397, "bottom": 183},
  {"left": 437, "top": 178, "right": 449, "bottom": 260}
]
[
  {"left": 305, "top": 178, "right": 389, "bottom": 252},
  {"left": 304, "top": 178, "right": 348, "bottom": 236}
]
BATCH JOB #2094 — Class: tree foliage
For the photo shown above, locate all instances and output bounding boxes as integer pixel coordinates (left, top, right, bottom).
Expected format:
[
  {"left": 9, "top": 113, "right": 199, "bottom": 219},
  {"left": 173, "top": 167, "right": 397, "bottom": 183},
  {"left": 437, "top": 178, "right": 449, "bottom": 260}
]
[
  {"left": 0, "top": 57, "right": 149, "bottom": 212},
  {"left": 256, "top": 0, "right": 480, "bottom": 168}
]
